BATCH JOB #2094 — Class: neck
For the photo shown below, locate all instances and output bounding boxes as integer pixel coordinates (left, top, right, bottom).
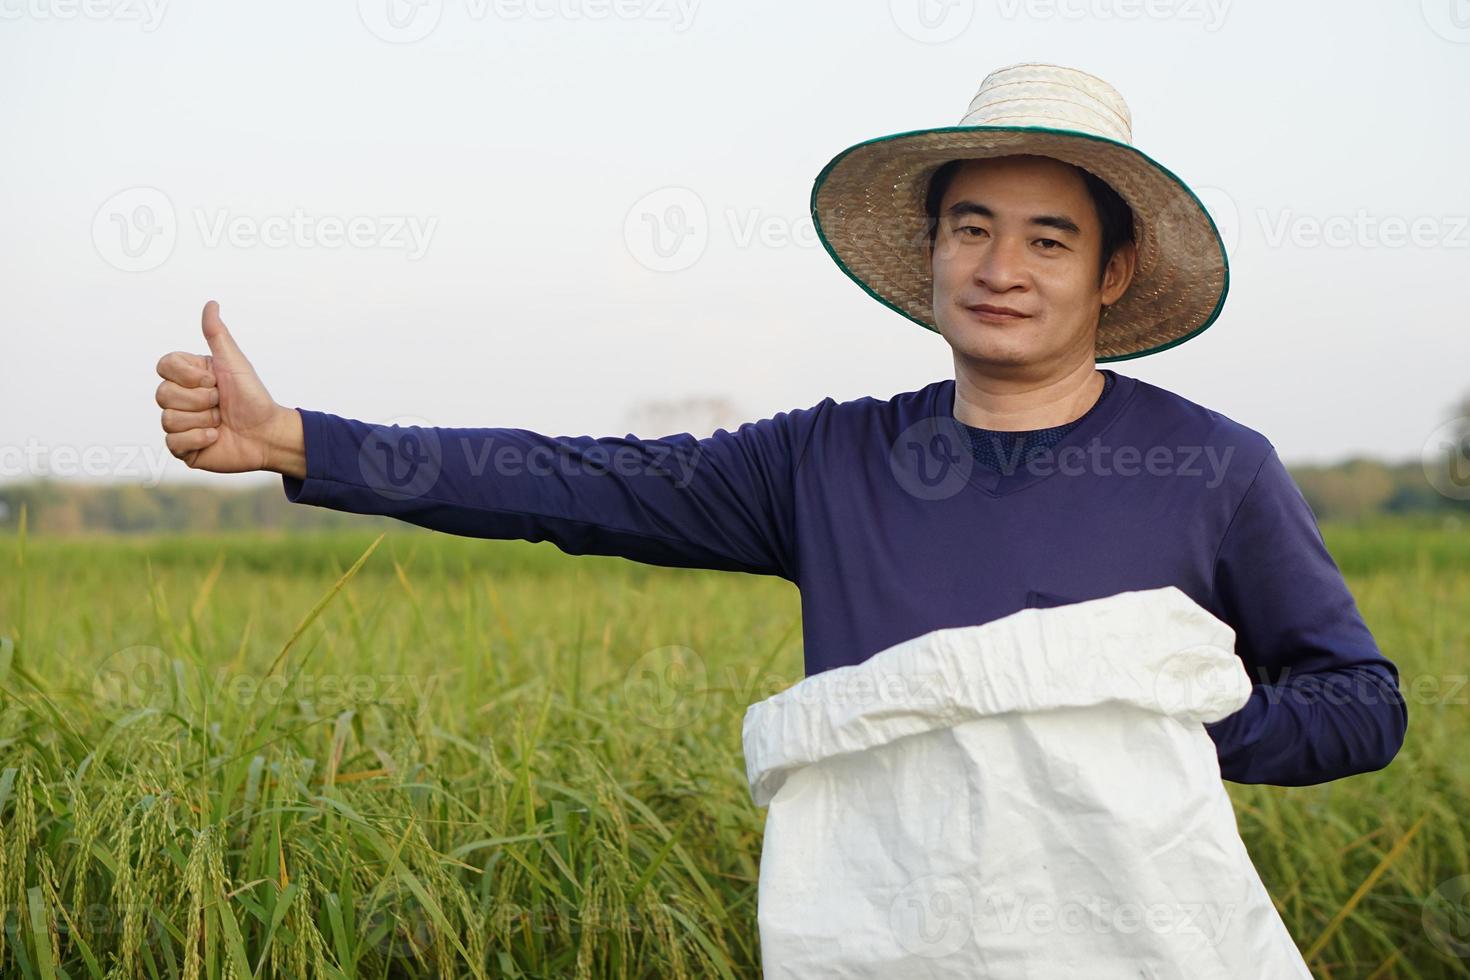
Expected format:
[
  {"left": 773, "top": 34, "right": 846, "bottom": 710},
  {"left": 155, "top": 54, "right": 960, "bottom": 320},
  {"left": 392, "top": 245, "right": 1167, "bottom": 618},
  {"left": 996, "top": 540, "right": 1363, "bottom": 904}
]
[{"left": 951, "top": 359, "right": 1104, "bottom": 431}]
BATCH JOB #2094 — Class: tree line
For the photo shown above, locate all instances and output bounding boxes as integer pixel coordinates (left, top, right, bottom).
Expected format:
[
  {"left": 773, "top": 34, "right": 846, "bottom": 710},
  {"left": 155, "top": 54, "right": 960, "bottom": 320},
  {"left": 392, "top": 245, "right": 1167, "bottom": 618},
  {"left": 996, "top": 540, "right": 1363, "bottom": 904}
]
[{"left": 0, "top": 453, "right": 1466, "bottom": 535}]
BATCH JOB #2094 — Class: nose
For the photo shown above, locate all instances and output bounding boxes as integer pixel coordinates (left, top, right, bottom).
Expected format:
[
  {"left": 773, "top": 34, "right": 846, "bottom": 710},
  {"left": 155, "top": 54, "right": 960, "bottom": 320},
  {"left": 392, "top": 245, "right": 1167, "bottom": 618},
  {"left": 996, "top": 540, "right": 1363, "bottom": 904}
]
[{"left": 972, "top": 233, "right": 1028, "bottom": 294}]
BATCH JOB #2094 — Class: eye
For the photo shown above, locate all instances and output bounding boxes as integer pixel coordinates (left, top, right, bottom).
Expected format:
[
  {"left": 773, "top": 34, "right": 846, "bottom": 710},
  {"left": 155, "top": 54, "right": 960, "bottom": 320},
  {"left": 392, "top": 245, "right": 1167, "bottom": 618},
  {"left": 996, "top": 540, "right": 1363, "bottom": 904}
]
[
  {"left": 1036, "top": 238, "right": 1064, "bottom": 250},
  {"left": 957, "top": 225, "right": 986, "bottom": 238}
]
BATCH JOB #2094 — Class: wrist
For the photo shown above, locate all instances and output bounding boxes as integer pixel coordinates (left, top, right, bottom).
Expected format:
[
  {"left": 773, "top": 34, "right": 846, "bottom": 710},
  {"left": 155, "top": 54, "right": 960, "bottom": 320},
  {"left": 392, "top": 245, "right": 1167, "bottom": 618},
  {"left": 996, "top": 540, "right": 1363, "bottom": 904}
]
[{"left": 264, "top": 405, "right": 307, "bottom": 480}]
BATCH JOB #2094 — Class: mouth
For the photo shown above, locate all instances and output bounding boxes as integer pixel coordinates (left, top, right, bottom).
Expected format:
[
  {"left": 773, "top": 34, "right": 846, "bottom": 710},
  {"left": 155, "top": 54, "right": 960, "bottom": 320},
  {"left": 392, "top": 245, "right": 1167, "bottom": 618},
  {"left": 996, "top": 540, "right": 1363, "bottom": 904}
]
[{"left": 965, "top": 303, "right": 1031, "bottom": 323}]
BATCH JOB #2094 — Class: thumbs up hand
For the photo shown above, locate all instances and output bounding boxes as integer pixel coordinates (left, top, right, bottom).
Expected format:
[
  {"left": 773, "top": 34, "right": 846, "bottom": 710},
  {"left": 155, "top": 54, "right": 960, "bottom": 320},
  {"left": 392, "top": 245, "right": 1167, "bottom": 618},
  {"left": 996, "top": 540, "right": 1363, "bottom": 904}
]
[{"left": 155, "top": 301, "right": 299, "bottom": 475}]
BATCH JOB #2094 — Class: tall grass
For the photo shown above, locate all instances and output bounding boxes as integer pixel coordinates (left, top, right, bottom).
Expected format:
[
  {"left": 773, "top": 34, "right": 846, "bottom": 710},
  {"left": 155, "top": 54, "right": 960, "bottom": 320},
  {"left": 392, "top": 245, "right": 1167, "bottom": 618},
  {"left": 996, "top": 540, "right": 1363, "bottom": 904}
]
[{"left": 0, "top": 515, "right": 1466, "bottom": 977}]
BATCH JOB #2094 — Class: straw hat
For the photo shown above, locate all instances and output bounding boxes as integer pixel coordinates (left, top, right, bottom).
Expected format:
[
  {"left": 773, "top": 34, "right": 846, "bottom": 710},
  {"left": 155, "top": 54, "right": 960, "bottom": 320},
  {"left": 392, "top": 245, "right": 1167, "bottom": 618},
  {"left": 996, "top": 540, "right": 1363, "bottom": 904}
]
[{"left": 810, "top": 62, "right": 1229, "bottom": 361}]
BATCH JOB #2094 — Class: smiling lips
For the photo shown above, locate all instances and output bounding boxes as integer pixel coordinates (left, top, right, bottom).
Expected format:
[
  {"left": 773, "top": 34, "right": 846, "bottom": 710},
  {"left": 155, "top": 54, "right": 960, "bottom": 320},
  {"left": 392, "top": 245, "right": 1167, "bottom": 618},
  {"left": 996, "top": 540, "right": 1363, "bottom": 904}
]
[{"left": 966, "top": 303, "right": 1031, "bottom": 322}]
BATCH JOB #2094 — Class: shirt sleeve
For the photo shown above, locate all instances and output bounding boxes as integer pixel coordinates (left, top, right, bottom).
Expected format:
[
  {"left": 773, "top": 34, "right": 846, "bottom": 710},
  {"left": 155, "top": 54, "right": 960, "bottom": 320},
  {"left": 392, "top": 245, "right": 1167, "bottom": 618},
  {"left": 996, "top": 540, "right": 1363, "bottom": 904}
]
[
  {"left": 279, "top": 403, "right": 825, "bottom": 582},
  {"left": 1203, "top": 445, "right": 1408, "bottom": 786}
]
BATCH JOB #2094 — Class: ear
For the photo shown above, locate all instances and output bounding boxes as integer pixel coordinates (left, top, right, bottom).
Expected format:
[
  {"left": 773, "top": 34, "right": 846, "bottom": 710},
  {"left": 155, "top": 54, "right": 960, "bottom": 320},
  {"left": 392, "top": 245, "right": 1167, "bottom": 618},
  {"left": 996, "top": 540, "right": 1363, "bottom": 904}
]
[{"left": 1100, "top": 241, "right": 1137, "bottom": 307}]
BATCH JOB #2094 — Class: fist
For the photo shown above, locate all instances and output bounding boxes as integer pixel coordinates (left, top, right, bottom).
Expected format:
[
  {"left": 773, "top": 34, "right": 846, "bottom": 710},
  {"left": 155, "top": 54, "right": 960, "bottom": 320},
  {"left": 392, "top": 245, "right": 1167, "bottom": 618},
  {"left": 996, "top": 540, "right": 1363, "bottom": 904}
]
[{"left": 155, "top": 301, "right": 288, "bottom": 474}]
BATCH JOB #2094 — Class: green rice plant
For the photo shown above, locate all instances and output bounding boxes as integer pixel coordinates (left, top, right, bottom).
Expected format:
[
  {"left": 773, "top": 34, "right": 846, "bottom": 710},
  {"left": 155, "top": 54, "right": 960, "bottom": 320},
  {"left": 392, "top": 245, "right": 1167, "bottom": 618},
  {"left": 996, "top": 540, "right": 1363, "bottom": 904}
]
[{"left": 0, "top": 514, "right": 1465, "bottom": 977}]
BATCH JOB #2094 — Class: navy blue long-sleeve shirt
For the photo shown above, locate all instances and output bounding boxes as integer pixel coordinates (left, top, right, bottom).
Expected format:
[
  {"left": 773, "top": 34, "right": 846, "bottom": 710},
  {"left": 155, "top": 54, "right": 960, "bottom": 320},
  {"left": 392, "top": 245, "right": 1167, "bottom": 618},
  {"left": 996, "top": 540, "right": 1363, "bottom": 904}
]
[{"left": 281, "top": 368, "right": 1407, "bottom": 786}]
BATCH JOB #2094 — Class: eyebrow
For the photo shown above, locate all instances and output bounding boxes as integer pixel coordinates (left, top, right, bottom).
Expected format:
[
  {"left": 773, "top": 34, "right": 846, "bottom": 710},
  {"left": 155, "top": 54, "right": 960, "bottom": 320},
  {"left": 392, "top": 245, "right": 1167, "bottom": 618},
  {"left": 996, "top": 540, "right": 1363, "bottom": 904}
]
[{"left": 942, "top": 200, "right": 1082, "bottom": 237}]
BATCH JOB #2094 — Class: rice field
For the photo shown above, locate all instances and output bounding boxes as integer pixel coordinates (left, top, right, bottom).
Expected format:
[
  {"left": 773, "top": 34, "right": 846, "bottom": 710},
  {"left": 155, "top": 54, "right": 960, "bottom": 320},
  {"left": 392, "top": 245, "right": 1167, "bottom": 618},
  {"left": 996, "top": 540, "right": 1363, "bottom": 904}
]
[{"left": 0, "top": 511, "right": 1467, "bottom": 978}]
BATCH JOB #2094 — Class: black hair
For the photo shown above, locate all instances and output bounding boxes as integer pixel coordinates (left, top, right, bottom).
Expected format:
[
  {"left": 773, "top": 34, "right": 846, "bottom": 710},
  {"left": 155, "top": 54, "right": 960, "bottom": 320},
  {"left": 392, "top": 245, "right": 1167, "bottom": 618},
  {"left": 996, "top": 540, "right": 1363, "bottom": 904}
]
[{"left": 923, "top": 157, "right": 1136, "bottom": 285}]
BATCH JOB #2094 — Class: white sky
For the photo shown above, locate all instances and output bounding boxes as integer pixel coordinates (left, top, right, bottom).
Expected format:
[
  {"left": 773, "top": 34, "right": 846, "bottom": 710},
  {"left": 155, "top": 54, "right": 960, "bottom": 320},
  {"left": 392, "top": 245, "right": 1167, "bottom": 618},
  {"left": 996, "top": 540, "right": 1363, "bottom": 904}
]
[{"left": 3, "top": 0, "right": 1468, "bottom": 488}]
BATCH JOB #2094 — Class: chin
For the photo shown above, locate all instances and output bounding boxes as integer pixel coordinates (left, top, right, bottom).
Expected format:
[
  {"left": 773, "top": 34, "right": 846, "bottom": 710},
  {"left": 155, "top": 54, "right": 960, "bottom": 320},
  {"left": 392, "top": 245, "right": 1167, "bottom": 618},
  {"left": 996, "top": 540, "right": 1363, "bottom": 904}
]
[
  {"left": 944, "top": 328, "right": 1037, "bottom": 366},
  {"left": 971, "top": 349, "right": 1039, "bottom": 369}
]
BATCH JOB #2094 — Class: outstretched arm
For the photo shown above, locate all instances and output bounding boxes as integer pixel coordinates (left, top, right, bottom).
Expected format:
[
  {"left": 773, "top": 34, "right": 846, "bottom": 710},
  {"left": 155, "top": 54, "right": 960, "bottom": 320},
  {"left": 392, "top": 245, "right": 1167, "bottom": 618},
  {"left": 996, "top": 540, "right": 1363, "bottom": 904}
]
[
  {"left": 157, "top": 302, "right": 819, "bottom": 579},
  {"left": 272, "top": 406, "right": 816, "bottom": 580}
]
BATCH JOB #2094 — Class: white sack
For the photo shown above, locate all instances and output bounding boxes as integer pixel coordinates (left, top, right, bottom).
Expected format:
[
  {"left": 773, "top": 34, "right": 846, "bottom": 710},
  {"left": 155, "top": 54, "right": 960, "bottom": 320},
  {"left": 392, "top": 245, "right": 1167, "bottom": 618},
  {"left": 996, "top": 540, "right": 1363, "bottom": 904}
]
[{"left": 742, "top": 586, "right": 1313, "bottom": 979}]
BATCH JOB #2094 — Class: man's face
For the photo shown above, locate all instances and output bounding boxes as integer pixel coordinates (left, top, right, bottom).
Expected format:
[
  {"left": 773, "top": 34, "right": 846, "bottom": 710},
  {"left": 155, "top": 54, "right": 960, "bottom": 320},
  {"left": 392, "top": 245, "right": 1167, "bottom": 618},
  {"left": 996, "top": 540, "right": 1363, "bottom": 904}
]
[{"left": 929, "top": 154, "right": 1134, "bottom": 372}]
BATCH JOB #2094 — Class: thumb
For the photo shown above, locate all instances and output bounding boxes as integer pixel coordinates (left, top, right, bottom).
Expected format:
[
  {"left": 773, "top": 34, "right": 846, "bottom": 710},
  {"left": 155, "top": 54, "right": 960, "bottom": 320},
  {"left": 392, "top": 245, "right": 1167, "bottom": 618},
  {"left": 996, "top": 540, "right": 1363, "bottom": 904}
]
[{"left": 201, "top": 300, "right": 248, "bottom": 365}]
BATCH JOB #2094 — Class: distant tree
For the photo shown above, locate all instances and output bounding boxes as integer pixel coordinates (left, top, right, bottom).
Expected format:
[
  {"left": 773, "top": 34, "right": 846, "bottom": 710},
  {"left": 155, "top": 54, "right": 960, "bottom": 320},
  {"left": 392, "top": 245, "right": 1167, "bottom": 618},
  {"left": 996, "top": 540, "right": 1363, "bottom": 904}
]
[
  {"left": 36, "top": 497, "right": 83, "bottom": 535},
  {"left": 1293, "top": 459, "right": 1396, "bottom": 522},
  {"left": 182, "top": 487, "right": 221, "bottom": 533},
  {"left": 114, "top": 484, "right": 164, "bottom": 532},
  {"left": 1452, "top": 389, "right": 1470, "bottom": 484},
  {"left": 1424, "top": 387, "right": 1470, "bottom": 505},
  {"left": 4, "top": 383, "right": 1470, "bottom": 536}
]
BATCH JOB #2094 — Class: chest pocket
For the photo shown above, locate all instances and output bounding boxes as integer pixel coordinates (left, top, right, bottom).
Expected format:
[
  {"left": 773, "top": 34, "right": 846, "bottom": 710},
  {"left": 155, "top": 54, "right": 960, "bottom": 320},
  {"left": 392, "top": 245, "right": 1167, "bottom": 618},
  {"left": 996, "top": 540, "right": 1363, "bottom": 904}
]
[{"left": 1025, "top": 589, "right": 1083, "bottom": 610}]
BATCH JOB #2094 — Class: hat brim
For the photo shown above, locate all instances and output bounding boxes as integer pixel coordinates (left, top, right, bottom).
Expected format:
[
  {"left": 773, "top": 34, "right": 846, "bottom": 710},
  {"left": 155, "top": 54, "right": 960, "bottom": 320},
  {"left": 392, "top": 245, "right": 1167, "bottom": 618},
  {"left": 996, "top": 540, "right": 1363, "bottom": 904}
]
[{"left": 810, "top": 125, "right": 1229, "bottom": 362}]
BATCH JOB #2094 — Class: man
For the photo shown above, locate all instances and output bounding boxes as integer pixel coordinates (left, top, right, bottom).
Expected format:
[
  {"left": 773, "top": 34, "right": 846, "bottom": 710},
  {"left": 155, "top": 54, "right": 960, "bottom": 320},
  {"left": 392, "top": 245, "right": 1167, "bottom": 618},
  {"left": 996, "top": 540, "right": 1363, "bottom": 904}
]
[{"left": 154, "top": 62, "right": 1406, "bottom": 787}]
